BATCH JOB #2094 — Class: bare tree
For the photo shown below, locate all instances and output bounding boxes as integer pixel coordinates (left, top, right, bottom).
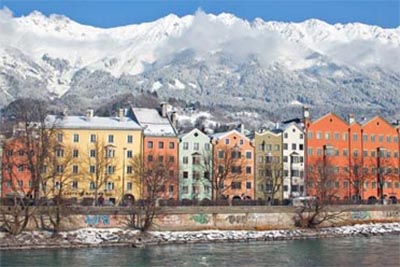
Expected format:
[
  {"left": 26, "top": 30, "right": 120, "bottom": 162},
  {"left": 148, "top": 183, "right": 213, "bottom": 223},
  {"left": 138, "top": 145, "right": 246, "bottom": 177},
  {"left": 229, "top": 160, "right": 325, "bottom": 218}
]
[
  {"left": 209, "top": 145, "right": 247, "bottom": 201},
  {"left": 83, "top": 140, "right": 118, "bottom": 205},
  {"left": 127, "top": 153, "right": 176, "bottom": 231},
  {"left": 260, "top": 160, "right": 284, "bottom": 202},
  {"left": 306, "top": 157, "right": 341, "bottom": 204}
]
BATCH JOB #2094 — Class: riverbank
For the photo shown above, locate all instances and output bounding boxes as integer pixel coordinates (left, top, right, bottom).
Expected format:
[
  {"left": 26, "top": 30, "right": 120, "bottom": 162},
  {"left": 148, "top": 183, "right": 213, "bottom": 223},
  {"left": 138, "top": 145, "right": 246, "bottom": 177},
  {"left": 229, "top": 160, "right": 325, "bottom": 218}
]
[{"left": 1, "top": 222, "right": 399, "bottom": 250}]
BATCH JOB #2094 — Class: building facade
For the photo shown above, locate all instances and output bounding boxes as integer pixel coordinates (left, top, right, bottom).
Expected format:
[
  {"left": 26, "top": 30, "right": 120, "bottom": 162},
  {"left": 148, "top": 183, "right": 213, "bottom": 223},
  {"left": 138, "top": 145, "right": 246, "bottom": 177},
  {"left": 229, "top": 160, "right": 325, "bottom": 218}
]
[
  {"left": 130, "top": 104, "right": 179, "bottom": 200},
  {"left": 179, "top": 128, "right": 212, "bottom": 200},
  {"left": 211, "top": 130, "right": 255, "bottom": 201},
  {"left": 254, "top": 129, "right": 283, "bottom": 201},
  {"left": 45, "top": 109, "right": 143, "bottom": 204},
  {"left": 305, "top": 109, "right": 400, "bottom": 202}
]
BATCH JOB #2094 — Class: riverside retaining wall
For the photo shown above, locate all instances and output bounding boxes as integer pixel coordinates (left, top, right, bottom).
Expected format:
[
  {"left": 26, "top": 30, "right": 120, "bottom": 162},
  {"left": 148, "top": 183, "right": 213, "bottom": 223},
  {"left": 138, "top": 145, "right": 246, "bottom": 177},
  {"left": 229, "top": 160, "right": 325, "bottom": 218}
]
[{"left": 3, "top": 205, "right": 400, "bottom": 231}]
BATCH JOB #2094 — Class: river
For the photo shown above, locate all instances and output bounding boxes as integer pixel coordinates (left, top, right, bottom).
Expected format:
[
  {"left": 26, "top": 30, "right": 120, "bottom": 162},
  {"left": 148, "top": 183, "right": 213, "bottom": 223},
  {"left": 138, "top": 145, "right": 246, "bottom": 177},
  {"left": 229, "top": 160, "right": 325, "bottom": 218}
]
[{"left": 1, "top": 235, "right": 399, "bottom": 266}]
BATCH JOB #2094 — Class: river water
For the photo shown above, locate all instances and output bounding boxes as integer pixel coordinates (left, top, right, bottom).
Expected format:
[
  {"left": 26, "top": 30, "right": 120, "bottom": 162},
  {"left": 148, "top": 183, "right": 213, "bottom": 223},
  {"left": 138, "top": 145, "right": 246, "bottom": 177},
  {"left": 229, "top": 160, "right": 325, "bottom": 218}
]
[{"left": 1, "top": 235, "right": 399, "bottom": 267}]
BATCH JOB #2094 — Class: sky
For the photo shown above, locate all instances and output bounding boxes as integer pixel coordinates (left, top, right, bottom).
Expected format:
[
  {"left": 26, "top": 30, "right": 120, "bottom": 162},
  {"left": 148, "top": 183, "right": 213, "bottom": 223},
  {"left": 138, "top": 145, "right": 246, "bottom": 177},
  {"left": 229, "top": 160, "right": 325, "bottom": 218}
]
[{"left": 0, "top": 0, "right": 399, "bottom": 28}]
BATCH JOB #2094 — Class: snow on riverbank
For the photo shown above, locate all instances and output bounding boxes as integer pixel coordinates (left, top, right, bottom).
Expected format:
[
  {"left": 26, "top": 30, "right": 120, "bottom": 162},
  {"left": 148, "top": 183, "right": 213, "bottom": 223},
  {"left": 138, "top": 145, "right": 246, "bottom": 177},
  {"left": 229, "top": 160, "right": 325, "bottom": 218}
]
[{"left": 1, "top": 223, "right": 399, "bottom": 250}]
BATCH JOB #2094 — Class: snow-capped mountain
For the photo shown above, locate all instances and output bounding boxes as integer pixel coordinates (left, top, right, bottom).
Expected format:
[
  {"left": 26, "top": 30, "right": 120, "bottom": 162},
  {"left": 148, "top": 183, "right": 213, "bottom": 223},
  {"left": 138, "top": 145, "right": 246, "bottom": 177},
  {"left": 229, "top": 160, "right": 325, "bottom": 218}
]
[{"left": 0, "top": 8, "right": 399, "bottom": 120}]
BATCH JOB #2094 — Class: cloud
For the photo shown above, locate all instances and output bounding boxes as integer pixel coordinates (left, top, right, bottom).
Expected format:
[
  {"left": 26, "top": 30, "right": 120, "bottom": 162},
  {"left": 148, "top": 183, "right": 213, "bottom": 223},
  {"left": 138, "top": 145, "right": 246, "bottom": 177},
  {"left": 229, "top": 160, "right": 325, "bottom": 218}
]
[{"left": 156, "top": 10, "right": 306, "bottom": 67}]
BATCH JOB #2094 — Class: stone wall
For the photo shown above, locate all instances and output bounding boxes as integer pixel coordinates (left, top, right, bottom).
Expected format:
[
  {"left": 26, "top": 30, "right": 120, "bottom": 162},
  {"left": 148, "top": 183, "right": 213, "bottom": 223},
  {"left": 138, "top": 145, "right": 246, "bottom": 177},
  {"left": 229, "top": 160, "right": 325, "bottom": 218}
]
[{"left": 6, "top": 205, "right": 400, "bottom": 231}]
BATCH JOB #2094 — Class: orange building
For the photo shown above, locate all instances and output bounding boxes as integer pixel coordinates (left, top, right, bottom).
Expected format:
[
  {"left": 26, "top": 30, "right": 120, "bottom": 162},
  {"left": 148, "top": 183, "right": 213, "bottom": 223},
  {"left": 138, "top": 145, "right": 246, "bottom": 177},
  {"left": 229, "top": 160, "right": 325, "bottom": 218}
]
[
  {"left": 304, "top": 108, "right": 400, "bottom": 203},
  {"left": 211, "top": 129, "right": 255, "bottom": 201},
  {"left": 1, "top": 137, "right": 33, "bottom": 198},
  {"left": 130, "top": 104, "right": 179, "bottom": 200}
]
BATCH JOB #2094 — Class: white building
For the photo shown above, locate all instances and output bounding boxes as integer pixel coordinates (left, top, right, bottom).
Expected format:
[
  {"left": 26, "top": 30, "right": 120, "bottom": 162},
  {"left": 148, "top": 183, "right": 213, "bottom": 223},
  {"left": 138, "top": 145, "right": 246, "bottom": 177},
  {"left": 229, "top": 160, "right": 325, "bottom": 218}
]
[{"left": 281, "top": 123, "right": 305, "bottom": 199}]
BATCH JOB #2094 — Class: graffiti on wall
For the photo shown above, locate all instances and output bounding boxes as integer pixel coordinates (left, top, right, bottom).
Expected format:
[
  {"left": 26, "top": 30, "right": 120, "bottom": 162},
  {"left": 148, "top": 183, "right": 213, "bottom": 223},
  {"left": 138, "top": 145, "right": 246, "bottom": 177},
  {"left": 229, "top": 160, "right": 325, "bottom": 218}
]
[
  {"left": 226, "top": 215, "right": 247, "bottom": 224},
  {"left": 85, "top": 215, "right": 110, "bottom": 226},
  {"left": 191, "top": 214, "right": 210, "bottom": 224},
  {"left": 383, "top": 211, "right": 400, "bottom": 218},
  {"left": 351, "top": 211, "right": 371, "bottom": 220}
]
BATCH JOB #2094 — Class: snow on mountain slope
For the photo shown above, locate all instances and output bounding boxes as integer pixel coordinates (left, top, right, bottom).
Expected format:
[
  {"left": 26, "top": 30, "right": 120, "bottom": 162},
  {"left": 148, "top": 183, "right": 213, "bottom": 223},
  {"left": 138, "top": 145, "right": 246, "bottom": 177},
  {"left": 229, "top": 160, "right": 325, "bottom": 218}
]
[{"left": 0, "top": 8, "right": 399, "bottom": 119}]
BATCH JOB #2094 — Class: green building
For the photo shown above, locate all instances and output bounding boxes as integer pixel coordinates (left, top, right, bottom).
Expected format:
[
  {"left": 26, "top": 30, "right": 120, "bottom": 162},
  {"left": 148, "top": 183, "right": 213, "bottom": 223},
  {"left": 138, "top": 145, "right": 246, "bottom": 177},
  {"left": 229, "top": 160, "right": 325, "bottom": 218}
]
[{"left": 179, "top": 128, "right": 212, "bottom": 201}]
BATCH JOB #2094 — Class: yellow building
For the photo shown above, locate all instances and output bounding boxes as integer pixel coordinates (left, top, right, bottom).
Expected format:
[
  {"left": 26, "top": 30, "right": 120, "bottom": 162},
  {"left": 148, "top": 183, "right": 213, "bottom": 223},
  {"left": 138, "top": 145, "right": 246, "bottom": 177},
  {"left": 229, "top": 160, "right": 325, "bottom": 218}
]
[{"left": 45, "top": 109, "right": 142, "bottom": 204}]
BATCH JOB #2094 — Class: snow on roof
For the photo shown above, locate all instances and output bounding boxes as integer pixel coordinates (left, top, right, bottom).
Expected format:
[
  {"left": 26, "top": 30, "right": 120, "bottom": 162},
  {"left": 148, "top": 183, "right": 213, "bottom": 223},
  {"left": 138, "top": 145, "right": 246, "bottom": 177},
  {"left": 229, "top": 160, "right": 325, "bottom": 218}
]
[
  {"left": 131, "top": 108, "right": 177, "bottom": 137},
  {"left": 210, "top": 129, "right": 250, "bottom": 141},
  {"left": 45, "top": 115, "right": 142, "bottom": 130}
]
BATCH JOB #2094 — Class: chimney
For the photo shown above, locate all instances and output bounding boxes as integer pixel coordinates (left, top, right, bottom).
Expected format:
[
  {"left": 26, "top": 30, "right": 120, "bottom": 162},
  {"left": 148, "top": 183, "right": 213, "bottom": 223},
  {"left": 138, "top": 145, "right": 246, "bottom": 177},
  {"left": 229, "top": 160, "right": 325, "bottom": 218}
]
[
  {"left": 303, "top": 106, "right": 310, "bottom": 120},
  {"left": 118, "top": 108, "right": 125, "bottom": 121},
  {"left": 160, "top": 102, "right": 167, "bottom": 118},
  {"left": 348, "top": 114, "right": 355, "bottom": 124},
  {"left": 275, "top": 122, "right": 280, "bottom": 129},
  {"left": 86, "top": 109, "right": 94, "bottom": 120},
  {"left": 240, "top": 123, "right": 245, "bottom": 134},
  {"left": 171, "top": 111, "right": 177, "bottom": 128}
]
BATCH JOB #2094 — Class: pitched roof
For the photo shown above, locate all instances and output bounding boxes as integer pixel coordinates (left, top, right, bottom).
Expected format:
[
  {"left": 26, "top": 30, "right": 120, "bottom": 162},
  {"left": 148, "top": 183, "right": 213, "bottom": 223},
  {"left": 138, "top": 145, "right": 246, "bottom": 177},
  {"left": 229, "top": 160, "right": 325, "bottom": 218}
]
[
  {"left": 130, "top": 108, "right": 177, "bottom": 137},
  {"left": 45, "top": 115, "right": 142, "bottom": 130},
  {"left": 210, "top": 129, "right": 250, "bottom": 141}
]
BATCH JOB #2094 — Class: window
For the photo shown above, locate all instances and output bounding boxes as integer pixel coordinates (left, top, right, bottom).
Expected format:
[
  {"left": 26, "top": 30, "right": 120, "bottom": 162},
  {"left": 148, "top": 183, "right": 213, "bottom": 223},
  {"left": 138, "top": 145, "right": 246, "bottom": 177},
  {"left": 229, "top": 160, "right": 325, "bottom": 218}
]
[
  {"left": 169, "top": 170, "right": 174, "bottom": 177},
  {"left": 127, "top": 182, "right": 132, "bottom": 190},
  {"left": 89, "top": 182, "right": 95, "bottom": 190},
  {"left": 343, "top": 149, "right": 348, "bottom": 156},
  {"left": 308, "top": 148, "right": 313, "bottom": 156},
  {"left": 231, "top": 166, "right": 242, "bottom": 173},
  {"left": 372, "top": 182, "right": 377, "bottom": 189},
  {"left": 299, "top": 144, "right": 304, "bottom": 151},
  {"left": 107, "top": 165, "right": 115, "bottom": 174},
  {"left": 352, "top": 134, "right": 358, "bottom": 141},
  {"left": 204, "top": 143, "right": 210, "bottom": 151},
  {"left": 148, "top": 141, "right": 153, "bottom": 149},
  {"left": 183, "top": 156, "right": 188, "bottom": 164},
  {"left": 378, "top": 135, "right": 384, "bottom": 142},
  {"left": 57, "top": 133, "right": 63, "bottom": 142},
  {"left": 169, "top": 142, "right": 175, "bottom": 149},
  {"left": 127, "top": 150, "right": 133, "bottom": 158},
  {"left": 90, "top": 134, "right": 96, "bottom": 143},
  {"left": 334, "top": 133, "right": 339, "bottom": 140},
  {"left": 182, "top": 186, "right": 188, "bottom": 194},
  {"left": 363, "top": 150, "right": 368, "bottom": 157},
  {"left": 316, "top": 132, "right": 322, "bottom": 140},
  {"left": 90, "top": 165, "right": 96, "bottom": 174},
  {"left": 246, "top": 151, "right": 252, "bottom": 159},
  {"left": 108, "top": 135, "right": 114, "bottom": 143},
  {"left": 204, "top": 185, "right": 210, "bottom": 193},
  {"left": 127, "top": 135, "right": 133, "bottom": 143},
  {"left": 192, "top": 156, "right": 201, "bottom": 165},
  {"left": 246, "top": 166, "right": 252, "bottom": 174},
  {"left": 55, "top": 182, "right": 61, "bottom": 190},
  {"left": 325, "top": 132, "right": 330, "bottom": 140},
  {"left": 158, "top": 141, "right": 164, "bottom": 149},
  {"left": 353, "top": 150, "right": 358, "bottom": 157},
  {"left": 17, "top": 165, "right": 24, "bottom": 172},
  {"left": 239, "top": 139, "right": 244, "bottom": 145},
  {"left": 56, "top": 165, "right": 64, "bottom": 173},
  {"left": 158, "top": 155, "right": 164, "bottom": 163},
  {"left": 169, "top": 156, "right": 175, "bottom": 163},
  {"left": 363, "top": 134, "right": 368, "bottom": 142},
  {"left": 73, "top": 134, "right": 79, "bottom": 143},
  {"left": 266, "top": 144, "right": 272, "bottom": 151},
  {"left": 283, "top": 156, "right": 288, "bottom": 163},
  {"left": 284, "top": 133, "right": 288, "bottom": 138},
  {"left": 90, "top": 149, "right": 96, "bottom": 158},
  {"left": 343, "top": 181, "right": 349, "bottom": 188},
  {"left": 183, "top": 171, "right": 189, "bottom": 179},
  {"left": 292, "top": 143, "right": 297, "bottom": 150},
  {"left": 126, "top": 166, "right": 133, "bottom": 174},
  {"left": 292, "top": 169, "right": 300, "bottom": 177},
  {"left": 343, "top": 133, "right": 348, "bottom": 141},
  {"left": 283, "top": 143, "right": 288, "bottom": 150},
  {"left": 72, "top": 181, "right": 78, "bottom": 189},
  {"left": 231, "top": 182, "right": 241, "bottom": 189},
  {"left": 370, "top": 135, "right": 376, "bottom": 142},
  {"left": 56, "top": 148, "right": 64, "bottom": 158},
  {"left": 6, "top": 150, "right": 13, "bottom": 156},
  {"left": 106, "top": 148, "right": 115, "bottom": 158},
  {"left": 73, "top": 149, "right": 79, "bottom": 158},
  {"left": 204, "top": 171, "right": 210, "bottom": 179},
  {"left": 308, "top": 132, "right": 313, "bottom": 139},
  {"left": 169, "top": 185, "right": 174, "bottom": 193},
  {"left": 246, "top": 182, "right": 252, "bottom": 189},
  {"left": 72, "top": 165, "right": 79, "bottom": 174},
  {"left": 147, "top": 155, "right": 153, "bottom": 162},
  {"left": 193, "top": 142, "right": 199, "bottom": 151},
  {"left": 17, "top": 180, "right": 23, "bottom": 188},
  {"left": 183, "top": 142, "right": 189, "bottom": 150},
  {"left": 193, "top": 171, "right": 201, "bottom": 180},
  {"left": 107, "top": 182, "right": 114, "bottom": 190},
  {"left": 218, "top": 150, "right": 225, "bottom": 159},
  {"left": 274, "top": 144, "right": 280, "bottom": 151},
  {"left": 225, "top": 139, "right": 230, "bottom": 145},
  {"left": 317, "top": 149, "right": 322, "bottom": 156}
]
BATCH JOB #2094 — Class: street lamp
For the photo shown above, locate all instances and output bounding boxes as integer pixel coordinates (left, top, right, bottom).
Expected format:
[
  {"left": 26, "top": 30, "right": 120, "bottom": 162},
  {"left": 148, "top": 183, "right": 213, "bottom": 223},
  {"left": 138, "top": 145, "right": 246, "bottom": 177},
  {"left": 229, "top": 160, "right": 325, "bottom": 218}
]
[
  {"left": 122, "top": 147, "right": 127, "bottom": 204},
  {"left": 376, "top": 147, "right": 386, "bottom": 204}
]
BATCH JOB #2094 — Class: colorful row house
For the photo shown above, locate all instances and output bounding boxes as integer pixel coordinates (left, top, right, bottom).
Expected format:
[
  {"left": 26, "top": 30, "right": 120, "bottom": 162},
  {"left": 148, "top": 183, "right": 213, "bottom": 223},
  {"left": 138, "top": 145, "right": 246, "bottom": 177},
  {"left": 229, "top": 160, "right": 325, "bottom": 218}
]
[
  {"left": 179, "top": 128, "right": 212, "bottom": 200},
  {"left": 304, "top": 108, "right": 400, "bottom": 203}
]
